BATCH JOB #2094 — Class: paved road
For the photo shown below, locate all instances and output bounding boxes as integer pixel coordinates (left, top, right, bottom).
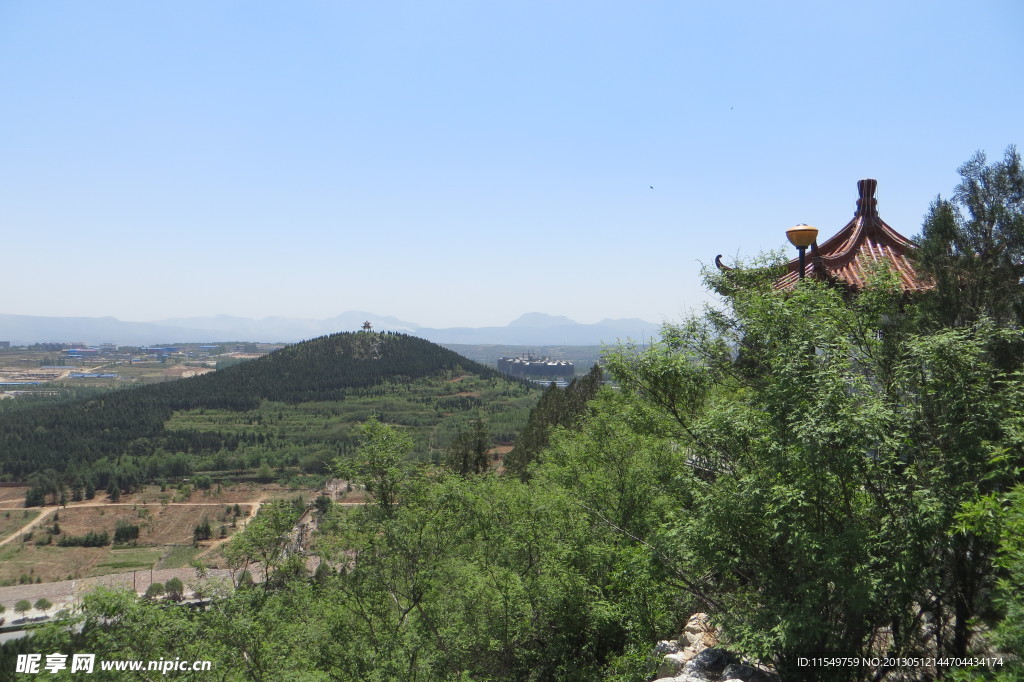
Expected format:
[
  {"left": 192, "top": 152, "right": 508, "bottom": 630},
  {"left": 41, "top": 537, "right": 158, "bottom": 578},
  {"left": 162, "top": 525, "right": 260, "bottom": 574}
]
[{"left": 0, "top": 566, "right": 240, "bottom": 621}]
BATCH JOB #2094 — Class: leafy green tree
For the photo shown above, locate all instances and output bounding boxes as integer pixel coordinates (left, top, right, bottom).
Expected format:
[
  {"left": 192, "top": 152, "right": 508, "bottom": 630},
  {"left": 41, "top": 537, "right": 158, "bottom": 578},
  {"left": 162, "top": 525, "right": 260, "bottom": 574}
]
[
  {"left": 332, "top": 417, "right": 413, "bottom": 515},
  {"left": 315, "top": 471, "right": 636, "bottom": 680},
  {"left": 598, "top": 265, "right": 1024, "bottom": 679},
  {"left": 224, "top": 500, "right": 296, "bottom": 588},
  {"left": 956, "top": 484, "right": 1024, "bottom": 679},
  {"left": 237, "top": 569, "right": 254, "bottom": 588},
  {"left": 917, "top": 145, "right": 1024, "bottom": 327},
  {"left": 33, "top": 598, "right": 51, "bottom": 616},
  {"left": 29, "top": 588, "right": 206, "bottom": 675},
  {"left": 536, "top": 389, "right": 681, "bottom": 542},
  {"left": 256, "top": 460, "right": 274, "bottom": 483},
  {"left": 164, "top": 577, "right": 184, "bottom": 601},
  {"left": 14, "top": 600, "right": 30, "bottom": 618},
  {"left": 144, "top": 582, "right": 165, "bottom": 600}
]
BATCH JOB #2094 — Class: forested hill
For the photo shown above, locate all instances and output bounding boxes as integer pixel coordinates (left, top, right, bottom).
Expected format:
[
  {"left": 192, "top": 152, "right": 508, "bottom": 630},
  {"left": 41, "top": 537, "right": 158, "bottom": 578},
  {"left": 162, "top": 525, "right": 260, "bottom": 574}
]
[{"left": 0, "top": 332, "right": 516, "bottom": 481}]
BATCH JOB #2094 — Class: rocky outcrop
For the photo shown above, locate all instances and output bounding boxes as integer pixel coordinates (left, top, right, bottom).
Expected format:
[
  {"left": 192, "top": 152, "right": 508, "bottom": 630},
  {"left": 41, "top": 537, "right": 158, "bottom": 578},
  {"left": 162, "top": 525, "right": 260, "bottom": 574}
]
[{"left": 651, "top": 613, "right": 779, "bottom": 682}]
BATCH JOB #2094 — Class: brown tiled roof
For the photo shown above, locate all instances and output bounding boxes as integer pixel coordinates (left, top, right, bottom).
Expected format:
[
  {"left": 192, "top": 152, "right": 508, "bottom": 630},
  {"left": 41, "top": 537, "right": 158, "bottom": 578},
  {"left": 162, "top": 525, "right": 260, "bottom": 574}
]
[{"left": 771, "top": 179, "right": 927, "bottom": 292}]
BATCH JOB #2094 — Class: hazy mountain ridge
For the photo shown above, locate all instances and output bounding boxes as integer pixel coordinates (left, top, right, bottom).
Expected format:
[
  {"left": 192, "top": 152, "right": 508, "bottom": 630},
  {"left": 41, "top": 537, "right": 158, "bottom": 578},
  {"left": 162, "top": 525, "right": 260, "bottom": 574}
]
[
  {"left": 0, "top": 312, "right": 660, "bottom": 346},
  {"left": 0, "top": 314, "right": 219, "bottom": 347}
]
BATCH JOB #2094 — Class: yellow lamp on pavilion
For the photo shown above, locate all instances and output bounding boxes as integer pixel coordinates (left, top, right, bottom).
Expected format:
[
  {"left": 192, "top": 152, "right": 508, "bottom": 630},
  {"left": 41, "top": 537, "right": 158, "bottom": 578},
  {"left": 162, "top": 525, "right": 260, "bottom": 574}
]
[{"left": 786, "top": 224, "right": 818, "bottom": 280}]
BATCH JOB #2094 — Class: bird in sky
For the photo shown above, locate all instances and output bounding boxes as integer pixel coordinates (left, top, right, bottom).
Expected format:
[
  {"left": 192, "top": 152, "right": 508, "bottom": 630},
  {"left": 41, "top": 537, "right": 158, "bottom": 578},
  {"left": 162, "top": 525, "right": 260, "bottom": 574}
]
[{"left": 650, "top": 185, "right": 654, "bottom": 189}]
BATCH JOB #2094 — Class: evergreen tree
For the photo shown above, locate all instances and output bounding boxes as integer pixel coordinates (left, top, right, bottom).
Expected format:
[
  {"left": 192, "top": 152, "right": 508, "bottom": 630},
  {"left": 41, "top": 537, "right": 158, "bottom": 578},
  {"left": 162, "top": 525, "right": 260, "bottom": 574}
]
[
  {"left": 24, "top": 487, "right": 45, "bottom": 507},
  {"left": 193, "top": 518, "right": 212, "bottom": 542},
  {"left": 917, "top": 145, "right": 1024, "bottom": 327},
  {"left": 113, "top": 520, "right": 139, "bottom": 544},
  {"left": 506, "top": 364, "right": 603, "bottom": 479},
  {"left": 332, "top": 417, "right": 412, "bottom": 516},
  {"left": 446, "top": 415, "right": 491, "bottom": 476}
]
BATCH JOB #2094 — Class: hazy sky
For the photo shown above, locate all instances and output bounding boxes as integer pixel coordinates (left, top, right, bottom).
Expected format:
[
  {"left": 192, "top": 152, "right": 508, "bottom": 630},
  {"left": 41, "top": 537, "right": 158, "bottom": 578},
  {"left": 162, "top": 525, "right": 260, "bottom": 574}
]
[{"left": 1, "top": 1, "right": 1020, "bottom": 328}]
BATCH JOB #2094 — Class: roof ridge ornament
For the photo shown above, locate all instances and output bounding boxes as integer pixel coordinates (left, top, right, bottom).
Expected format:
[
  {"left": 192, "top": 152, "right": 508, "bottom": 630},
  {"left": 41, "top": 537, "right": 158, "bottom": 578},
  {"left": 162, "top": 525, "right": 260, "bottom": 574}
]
[{"left": 856, "top": 178, "right": 878, "bottom": 218}]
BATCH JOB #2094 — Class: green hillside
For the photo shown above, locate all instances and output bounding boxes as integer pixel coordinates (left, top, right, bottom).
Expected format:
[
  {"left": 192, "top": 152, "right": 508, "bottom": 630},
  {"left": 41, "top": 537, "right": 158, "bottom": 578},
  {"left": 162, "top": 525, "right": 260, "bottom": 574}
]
[{"left": 0, "top": 332, "right": 539, "bottom": 496}]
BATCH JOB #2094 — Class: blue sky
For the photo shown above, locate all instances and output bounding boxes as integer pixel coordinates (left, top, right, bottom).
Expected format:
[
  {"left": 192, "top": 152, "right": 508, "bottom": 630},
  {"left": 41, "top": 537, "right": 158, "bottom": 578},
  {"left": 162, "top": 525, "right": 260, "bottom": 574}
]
[{"left": 1, "top": 1, "right": 1020, "bottom": 328}]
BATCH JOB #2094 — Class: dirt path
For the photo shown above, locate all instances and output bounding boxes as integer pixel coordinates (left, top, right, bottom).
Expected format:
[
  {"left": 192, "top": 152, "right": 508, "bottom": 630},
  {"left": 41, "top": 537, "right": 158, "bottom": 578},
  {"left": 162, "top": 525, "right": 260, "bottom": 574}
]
[
  {"left": 194, "top": 494, "right": 266, "bottom": 560},
  {"left": 0, "top": 481, "right": 368, "bottom": 616},
  {"left": 0, "top": 508, "right": 57, "bottom": 548},
  {"left": 0, "top": 502, "right": 258, "bottom": 548}
]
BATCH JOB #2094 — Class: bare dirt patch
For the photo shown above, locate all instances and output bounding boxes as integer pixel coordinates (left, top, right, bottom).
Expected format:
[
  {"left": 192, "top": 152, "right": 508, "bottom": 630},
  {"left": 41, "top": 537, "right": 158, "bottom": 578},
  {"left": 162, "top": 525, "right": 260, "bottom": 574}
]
[
  {"left": 0, "top": 482, "right": 312, "bottom": 585},
  {"left": 129, "top": 482, "right": 294, "bottom": 505},
  {"left": 0, "top": 503, "right": 251, "bottom": 584},
  {"left": 0, "top": 486, "right": 30, "bottom": 507},
  {"left": 49, "top": 504, "right": 242, "bottom": 546}
]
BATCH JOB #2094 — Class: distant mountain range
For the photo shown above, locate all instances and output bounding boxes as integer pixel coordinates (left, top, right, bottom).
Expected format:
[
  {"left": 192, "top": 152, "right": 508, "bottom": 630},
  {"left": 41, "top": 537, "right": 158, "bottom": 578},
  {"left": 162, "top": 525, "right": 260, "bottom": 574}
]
[{"left": 0, "top": 311, "right": 661, "bottom": 346}]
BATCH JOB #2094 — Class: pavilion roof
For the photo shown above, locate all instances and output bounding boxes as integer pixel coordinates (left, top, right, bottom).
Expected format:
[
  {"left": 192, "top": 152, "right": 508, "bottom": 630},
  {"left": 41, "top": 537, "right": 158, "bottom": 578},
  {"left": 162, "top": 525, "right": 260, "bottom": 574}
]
[{"left": 718, "top": 179, "right": 927, "bottom": 292}]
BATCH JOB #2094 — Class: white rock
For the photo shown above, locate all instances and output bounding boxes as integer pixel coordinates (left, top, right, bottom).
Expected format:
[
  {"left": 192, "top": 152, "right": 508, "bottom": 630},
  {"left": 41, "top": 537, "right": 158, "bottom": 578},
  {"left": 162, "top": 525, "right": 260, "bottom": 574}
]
[
  {"left": 653, "top": 639, "right": 681, "bottom": 655},
  {"left": 656, "top": 652, "right": 689, "bottom": 678}
]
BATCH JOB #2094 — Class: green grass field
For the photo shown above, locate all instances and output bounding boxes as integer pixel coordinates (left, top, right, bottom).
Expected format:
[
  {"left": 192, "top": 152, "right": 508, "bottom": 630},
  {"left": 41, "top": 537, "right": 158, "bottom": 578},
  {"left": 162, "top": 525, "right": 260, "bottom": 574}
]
[
  {"left": 93, "top": 546, "right": 166, "bottom": 573},
  {"left": 0, "top": 509, "right": 39, "bottom": 539},
  {"left": 158, "top": 545, "right": 201, "bottom": 569}
]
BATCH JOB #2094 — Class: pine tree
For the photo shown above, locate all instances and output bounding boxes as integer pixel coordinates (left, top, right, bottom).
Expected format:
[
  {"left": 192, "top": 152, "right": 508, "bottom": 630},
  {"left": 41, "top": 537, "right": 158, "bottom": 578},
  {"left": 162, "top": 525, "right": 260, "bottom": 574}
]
[{"left": 917, "top": 145, "right": 1024, "bottom": 327}]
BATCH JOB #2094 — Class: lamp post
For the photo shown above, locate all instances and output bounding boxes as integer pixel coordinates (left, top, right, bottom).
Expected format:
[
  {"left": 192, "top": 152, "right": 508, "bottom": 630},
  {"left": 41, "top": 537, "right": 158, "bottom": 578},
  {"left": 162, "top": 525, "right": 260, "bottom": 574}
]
[{"left": 786, "top": 224, "right": 819, "bottom": 281}]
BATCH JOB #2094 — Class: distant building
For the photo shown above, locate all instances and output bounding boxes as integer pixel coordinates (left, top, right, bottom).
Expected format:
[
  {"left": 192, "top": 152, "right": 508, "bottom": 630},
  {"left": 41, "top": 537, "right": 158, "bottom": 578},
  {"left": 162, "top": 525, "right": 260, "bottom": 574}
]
[
  {"left": 62, "top": 347, "right": 100, "bottom": 357},
  {"left": 497, "top": 354, "right": 574, "bottom": 382},
  {"left": 141, "top": 347, "right": 179, "bottom": 355},
  {"left": 0, "top": 342, "right": 9, "bottom": 349}
]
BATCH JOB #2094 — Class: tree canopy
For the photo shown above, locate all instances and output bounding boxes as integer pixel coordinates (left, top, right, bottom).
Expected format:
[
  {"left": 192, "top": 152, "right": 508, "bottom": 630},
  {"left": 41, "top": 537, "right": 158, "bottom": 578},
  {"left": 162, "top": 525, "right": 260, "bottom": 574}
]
[
  {"left": 13, "top": 149, "right": 1024, "bottom": 681},
  {"left": 917, "top": 145, "right": 1024, "bottom": 326}
]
